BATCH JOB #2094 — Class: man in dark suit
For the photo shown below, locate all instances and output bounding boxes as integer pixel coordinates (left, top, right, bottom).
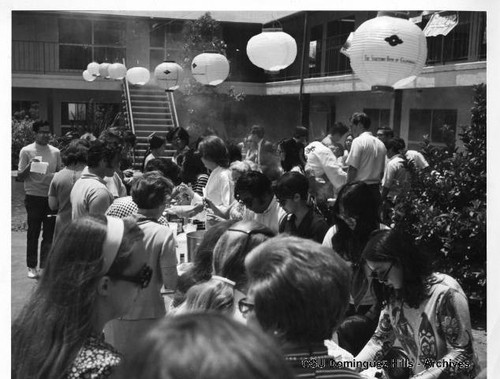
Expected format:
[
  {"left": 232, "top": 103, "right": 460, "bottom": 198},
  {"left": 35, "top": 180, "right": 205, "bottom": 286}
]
[{"left": 249, "top": 125, "right": 279, "bottom": 181}]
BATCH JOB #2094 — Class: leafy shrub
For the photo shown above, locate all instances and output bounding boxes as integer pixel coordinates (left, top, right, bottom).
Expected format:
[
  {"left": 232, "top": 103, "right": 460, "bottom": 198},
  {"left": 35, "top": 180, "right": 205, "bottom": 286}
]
[
  {"left": 12, "top": 118, "right": 35, "bottom": 170},
  {"left": 392, "top": 84, "right": 486, "bottom": 314}
]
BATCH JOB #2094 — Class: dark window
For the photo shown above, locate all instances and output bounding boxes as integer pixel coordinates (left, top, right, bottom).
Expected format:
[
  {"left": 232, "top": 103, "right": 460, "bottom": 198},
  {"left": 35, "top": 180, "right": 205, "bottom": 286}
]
[
  {"left": 409, "top": 109, "right": 457, "bottom": 143},
  {"left": 363, "top": 108, "right": 391, "bottom": 131},
  {"left": 59, "top": 19, "right": 91, "bottom": 44},
  {"left": 94, "top": 21, "right": 125, "bottom": 46},
  {"left": 309, "top": 25, "right": 323, "bottom": 76},
  {"left": 59, "top": 45, "right": 92, "bottom": 70},
  {"left": 324, "top": 17, "right": 355, "bottom": 75},
  {"left": 478, "top": 12, "right": 486, "bottom": 60},
  {"left": 94, "top": 47, "right": 126, "bottom": 63}
]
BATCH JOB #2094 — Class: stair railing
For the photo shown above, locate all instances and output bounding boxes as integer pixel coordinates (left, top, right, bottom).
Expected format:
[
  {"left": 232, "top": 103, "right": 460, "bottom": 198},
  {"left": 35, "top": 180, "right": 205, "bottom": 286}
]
[
  {"left": 166, "top": 90, "right": 179, "bottom": 128},
  {"left": 122, "top": 59, "right": 135, "bottom": 134}
]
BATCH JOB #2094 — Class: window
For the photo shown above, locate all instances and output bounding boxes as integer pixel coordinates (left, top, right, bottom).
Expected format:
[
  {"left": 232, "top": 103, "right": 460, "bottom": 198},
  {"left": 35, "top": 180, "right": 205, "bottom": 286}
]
[
  {"left": 478, "top": 12, "right": 486, "bottom": 60},
  {"left": 363, "top": 108, "right": 391, "bottom": 131},
  {"left": 149, "top": 21, "right": 185, "bottom": 71},
  {"left": 408, "top": 109, "right": 457, "bottom": 143},
  {"left": 308, "top": 25, "right": 323, "bottom": 76},
  {"left": 58, "top": 18, "right": 126, "bottom": 70},
  {"left": 12, "top": 101, "right": 40, "bottom": 120},
  {"left": 61, "top": 102, "right": 87, "bottom": 126},
  {"left": 324, "top": 16, "right": 355, "bottom": 75}
]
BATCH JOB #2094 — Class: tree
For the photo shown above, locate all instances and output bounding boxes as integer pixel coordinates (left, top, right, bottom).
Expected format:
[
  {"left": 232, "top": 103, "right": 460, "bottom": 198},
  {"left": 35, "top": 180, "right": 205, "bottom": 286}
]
[
  {"left": 392, "top": 84, "right": 486, "bottom": 314},
  {"left": 176, "top": 12, "right": 244, "bottom": 142}
]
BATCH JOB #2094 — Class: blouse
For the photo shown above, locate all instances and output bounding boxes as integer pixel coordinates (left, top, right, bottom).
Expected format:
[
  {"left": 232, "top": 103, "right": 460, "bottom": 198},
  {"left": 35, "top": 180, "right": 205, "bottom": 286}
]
[{"left": 356, "top": 273, "right": 479, "bottom": 379}]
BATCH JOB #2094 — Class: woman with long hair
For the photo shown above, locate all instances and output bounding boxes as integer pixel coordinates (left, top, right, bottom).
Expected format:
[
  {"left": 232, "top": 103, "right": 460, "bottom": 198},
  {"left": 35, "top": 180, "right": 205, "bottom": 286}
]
[
  {"left": 12, "top": 216, "right": 151, "bottom": 379},
  {"left": 357, "top": 229, "right": 479, "bottom": 379},
  {"left": 277, "top": 138, "right": 304, "bottom": 173},
  {"left": 322, "top": 181, "right": 388, "bottom": 355}
]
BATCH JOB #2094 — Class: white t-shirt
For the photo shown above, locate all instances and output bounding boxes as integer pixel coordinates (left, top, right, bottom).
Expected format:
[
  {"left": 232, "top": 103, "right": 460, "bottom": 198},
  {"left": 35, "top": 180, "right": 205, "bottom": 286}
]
[
  {"left": 242, "top": 196, "right": 286, "bottom": 234},
  {"left": 382, "top": 154, "right": 410, "bottom": 201},
  {"left": 345, "top": 132, "right": 386, "bottom": 184},
  {"left": 405, "top": 149, "right": 429, "bottom": 170}
]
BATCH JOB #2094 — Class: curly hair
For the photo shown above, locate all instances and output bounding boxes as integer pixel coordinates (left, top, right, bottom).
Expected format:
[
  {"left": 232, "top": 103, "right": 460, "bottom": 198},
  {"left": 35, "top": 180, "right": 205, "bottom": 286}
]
[{"left": 362, "top": 229, "right": 434, "bottom": 308}]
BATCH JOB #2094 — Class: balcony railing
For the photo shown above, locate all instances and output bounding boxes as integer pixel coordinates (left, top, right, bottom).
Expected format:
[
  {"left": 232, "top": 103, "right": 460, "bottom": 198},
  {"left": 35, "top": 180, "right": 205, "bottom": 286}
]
[{"left": 12, "top": 41, "right": 62, "bottom": 74}]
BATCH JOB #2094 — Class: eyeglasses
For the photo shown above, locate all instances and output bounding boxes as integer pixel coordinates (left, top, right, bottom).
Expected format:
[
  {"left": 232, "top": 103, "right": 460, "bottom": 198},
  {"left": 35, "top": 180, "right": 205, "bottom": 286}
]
[
  {"left": 238, "top": 298, "right": 255, "bottom": 318},
  {"left": 369, "top": 262, "right": 394, "bottom": 283},
  {"left": 227, "top": 221, "right": 275, "bottom": 253},
  {"left": 109, "top": 263, "right": 153, "bottom": 289}
]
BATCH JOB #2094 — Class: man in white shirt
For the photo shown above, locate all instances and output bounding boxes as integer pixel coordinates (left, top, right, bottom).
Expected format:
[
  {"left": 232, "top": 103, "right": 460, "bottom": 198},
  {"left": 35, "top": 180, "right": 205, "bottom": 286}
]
[
  {"left": 18, "top": 120, "right": 61, "bottom": 278},
  {"left": 346, "top": 112, "right": 386, "bottom": 207},
  {"left": 234, "top": 171, "right": 285, "bottom": 234}
]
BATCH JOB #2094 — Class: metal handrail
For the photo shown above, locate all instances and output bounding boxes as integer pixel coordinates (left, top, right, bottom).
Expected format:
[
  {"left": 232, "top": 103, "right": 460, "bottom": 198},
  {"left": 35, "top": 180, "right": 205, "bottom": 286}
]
[
  {"left": 167, "top": 91, "right": 179, "bottom": 128},
  {"left": 122, "top": 59, "right": 135, "bottom": 134}
]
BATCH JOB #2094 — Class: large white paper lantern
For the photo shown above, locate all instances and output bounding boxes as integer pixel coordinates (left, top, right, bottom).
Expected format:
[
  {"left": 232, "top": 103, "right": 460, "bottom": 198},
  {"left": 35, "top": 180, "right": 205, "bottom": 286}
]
[
  {"left": 126, "top": 67, "right": 151, "bottom": 86},
  {"left": 87, "top": 62, "right": 101, "bottom": 77},
  {"left": 191, "top": 53, "right": 230, "bottom": 86},
  {"left": 108, "top": 63, "right": 127, "bottom": 80},
  {"left": 99, "top": 63, "right": 111, "bottom": 79},
  {"left": 246, "top": 29, "right": 297, "bottom": 72},
  {"left": 349, "top": 14, "right": 427, "bottom": 91},
  {"left": 82, "top": 70, "right": 97, "bottom": 82},
  {"left": 154, "top": 61, "right": 184, "bottom": 91}
]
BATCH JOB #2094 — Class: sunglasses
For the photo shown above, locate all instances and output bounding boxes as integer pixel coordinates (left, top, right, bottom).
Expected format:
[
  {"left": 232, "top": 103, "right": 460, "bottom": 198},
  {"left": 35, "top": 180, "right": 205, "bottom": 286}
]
[
  {"left": 109, "top": 263, "right": 153, "bottom": 289},
  {"left": 369, "top": 262, "right": 394, "bottom": 283},
  {"left": 238, "top": 298, "right": 255, "bottom": 318}
]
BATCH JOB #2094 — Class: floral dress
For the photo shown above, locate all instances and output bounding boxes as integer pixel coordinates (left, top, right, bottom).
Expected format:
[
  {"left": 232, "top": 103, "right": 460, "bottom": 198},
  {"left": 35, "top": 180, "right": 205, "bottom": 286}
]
[
  {"left": 356, "top": 273, "right": 479, "bottom": 379},
  {"left": 67, "top": 334, "right": 122, "bottom": 379}
]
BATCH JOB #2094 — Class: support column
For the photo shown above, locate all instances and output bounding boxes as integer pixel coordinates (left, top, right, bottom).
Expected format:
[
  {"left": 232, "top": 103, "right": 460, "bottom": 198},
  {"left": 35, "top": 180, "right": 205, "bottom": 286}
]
[{"left": 392, "top": 89, "right": 403, "bottom": 136}]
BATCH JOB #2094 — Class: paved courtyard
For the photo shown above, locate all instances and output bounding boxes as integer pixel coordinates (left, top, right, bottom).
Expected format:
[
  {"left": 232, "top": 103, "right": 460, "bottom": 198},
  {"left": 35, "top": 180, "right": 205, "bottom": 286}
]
[{"left": 10, "top": 176, "right": 487, "bottom": 369}]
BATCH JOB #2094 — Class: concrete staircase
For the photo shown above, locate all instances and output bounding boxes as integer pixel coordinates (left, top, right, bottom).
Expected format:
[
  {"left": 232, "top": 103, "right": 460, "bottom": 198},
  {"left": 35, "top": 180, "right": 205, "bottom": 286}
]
[{"left": 122, "top": 84, "right": 178, "bottom": 169}]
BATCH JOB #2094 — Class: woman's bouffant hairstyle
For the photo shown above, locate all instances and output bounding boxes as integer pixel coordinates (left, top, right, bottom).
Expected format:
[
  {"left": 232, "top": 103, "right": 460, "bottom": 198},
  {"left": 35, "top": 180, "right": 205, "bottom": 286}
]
[
  {"left": 61, "top": 139, "right": 89, "bottom": 166},
  {"left": 362, "top": 229, "right": 434, "bottom": 308},
  {"left": 331, "top": 181, "right": 380, "bottom": 263},
  {"left": 245, "top": 235, "right": 351, "bottom": 345},
  {"left": 197, "top": 135, "right": 229, "bottom": 168},
  {"left": 12, "top": 216, "right": 143, "bottom": 379},
  {"left": 171, "top": 220, "right": 237, "bottom": 308},
  {"left": 212, "top": 221, "right": 275, "bottom": 293},
  {"left": 117, "top": 313, "right": 294, "bottom": 379},
  {"left": 131, "top": 171, "right": 174, "bottom": 210}
]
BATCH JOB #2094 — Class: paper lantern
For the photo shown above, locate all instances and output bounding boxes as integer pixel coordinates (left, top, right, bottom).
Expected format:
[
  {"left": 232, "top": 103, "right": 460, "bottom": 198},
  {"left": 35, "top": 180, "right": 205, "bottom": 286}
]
[
  {"left": 98, "top": 63, "right": 111, "bottom": 79},
  {"left": 349, "top": 14, "right": 427, "bottom": 91},
  {"left": 191, "top": 53, "right": 229, "bottom": 86},
  {"left": 154, "top": 61, "right": 184, "bottom": 90},
  {"left": 87, "top": 62, "right": 100, "bottom": 77},
  {"left": 126, "top": 67, "right": 151, "bottom": 86},
  {"left": 246, "top": 29, "right": 297, "bottom": 72},
  {"left": 108, "top": 63, "right": 127, "bottom": 80},
  {"left": 82, "top": 70, "right": 97, "bottom": 82}
]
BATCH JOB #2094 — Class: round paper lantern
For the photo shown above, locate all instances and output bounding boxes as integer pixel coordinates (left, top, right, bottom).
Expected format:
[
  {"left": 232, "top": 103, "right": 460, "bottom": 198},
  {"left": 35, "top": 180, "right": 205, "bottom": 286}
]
[
  {"left": 82, "top": 70, "right": 96, "bottom": 82},
  {"left": 154, "top": 61, "right": 184, "bottom": 90},
  {"left": 87, "top": 62, "right": 100, "bottom": 77},
  {"left": 98, "top": 63, "right": 111, "bottom": 79},
  {"left": 349, "top": 14, "right": 427, "bottom": 91},
  {"left": 108, "top": 63, "right": 128, "bottom": 80},
  {"left": 246, "top": 29, "right": 297, "bottom": 72},
  {"left": 126, "top": 67, "right": 151, "bottom": 86},
  {"left": 191, "top": 53, "right": 229, "bottom": 86}
]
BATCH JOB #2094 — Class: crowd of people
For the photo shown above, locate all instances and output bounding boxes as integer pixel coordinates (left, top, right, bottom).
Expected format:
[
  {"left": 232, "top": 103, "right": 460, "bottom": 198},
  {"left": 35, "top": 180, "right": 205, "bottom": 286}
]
[{"left": 13, "top": 113, "right": 481, "bottom": 379}]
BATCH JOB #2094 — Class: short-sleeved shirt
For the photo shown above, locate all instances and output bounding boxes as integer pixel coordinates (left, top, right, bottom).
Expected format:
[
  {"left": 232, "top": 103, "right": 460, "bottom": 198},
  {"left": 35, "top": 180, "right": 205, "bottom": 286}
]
[
  {"left": 405, "top": 150, "right": 429, "bottom": 170},
  {"left": 242, "top": 196, "right": 286, "bottom": 234},
  {"left": 345, "top": 132, "right": 386, "bottom": 184},
  {"left": 279, "top": 208, "right": 329, "bottom": 243},
  {"left": 18, "top": 142, "right": 61, "bottom": 197},
  {"left": 382, "top": 154, "right": 410, "bottom": 201},
  {"left": 70, "top": 171, "right": 114, "bottom": 220}
]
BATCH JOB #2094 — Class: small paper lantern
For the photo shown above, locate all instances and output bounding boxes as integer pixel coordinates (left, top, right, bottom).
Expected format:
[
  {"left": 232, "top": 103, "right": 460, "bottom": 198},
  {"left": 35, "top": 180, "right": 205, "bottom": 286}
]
[
  {"left": 82, "top": 70, "right": 96, "bottom": 82},
  {"left": 108, "top": 63, "right": 127, "bottom": 80},
  {"left": 126, "top": 67, "right": 151, "bottom": 86},
  {"left": 87, "top": 62, "right": 100, "bottom": 77},
  {"left": 349, "top": 14, "right": 427, "bottom": 91},
  {"left": 246, "top": 29, "right": 297, "bottom": 72},
  {"left": 191, "top": 53, "right": 229, "bottom": 86},
  {"left": 154, "top": 61, "right": 184, "bottom": 91},
  {"left": 98, "top": 63, "right": 111, "bottom": 79}
]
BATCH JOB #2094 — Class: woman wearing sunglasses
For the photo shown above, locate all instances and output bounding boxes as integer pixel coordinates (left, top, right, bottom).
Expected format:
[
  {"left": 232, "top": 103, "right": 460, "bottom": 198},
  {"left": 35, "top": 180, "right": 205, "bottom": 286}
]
[
  {"left": 12, "top": 216, "right": 151, "bottom": 379},
  {"left": 356, "top": 229, "right": 479, "bottom": 379}
]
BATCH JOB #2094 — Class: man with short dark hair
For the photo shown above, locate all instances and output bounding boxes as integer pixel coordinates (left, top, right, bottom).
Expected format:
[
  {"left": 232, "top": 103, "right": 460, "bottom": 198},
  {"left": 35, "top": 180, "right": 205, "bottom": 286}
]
[
  {"left": 235, "top": 171, "right": 285, "bottom": 233},
  {"left": 322, "top": 122, "right": 350, "bottom": 157},
  {"left": 70, "top": 140, "right": 121, "bottom": 219},
  {"left": 248, "top": 125, "right": 277, "bottom": 180},
  {"left": 346, "top": 112, "right": 386, "bottom": 207},
  {"left": 375, "top": 126, "right": 394, "bottom": 146},
  {"left": 275, "top": 172, "right": 329, "bottom": 243},
  {"left": 18, "top": 120, "right": 61, "bottom": 278}
]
